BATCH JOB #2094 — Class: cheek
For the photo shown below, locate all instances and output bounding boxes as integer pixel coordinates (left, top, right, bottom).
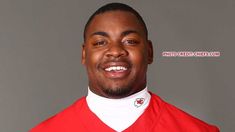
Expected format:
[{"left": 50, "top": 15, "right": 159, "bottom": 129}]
[
  {"left": 129, "top": 49, "right": 148, "bottom": 66},
  {"left": 85, "top": 50, "right": 103, "bottom": 69},
  {"left": 85, "top": 51, "right": 101, "bottom": 81}
]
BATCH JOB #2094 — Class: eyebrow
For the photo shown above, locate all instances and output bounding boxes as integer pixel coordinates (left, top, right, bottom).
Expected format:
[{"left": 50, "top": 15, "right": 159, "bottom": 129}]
[
  {"left": 90, "top": 31, "right": 109, "bottom": 37},
  {"left": 121, "top": 30, "right": 139, "bottom": 37},
  {"left": 90, "top": 30, "right": 140, "bottom": 38}
]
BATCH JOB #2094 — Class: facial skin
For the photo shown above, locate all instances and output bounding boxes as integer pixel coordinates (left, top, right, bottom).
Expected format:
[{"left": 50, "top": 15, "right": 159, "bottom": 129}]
[{"left": 82, "top": 11, "right": 153, "bottom": 98}]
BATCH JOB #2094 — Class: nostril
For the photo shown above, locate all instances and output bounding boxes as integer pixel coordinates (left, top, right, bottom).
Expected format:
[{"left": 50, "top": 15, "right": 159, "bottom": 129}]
[{"left": 105, "top": 45, "right": 128, "bottom": 58}]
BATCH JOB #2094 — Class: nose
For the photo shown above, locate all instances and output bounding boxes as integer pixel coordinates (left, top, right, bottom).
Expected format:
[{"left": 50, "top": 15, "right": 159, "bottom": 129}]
[{"left": 105, "top": 43, "right": 128, "bottom": 58}]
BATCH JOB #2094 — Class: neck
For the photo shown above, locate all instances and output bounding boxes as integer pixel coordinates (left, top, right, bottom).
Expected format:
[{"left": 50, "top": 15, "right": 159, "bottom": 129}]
[{"left": 88, "top": 82, "right": 147, "bottom": 99}]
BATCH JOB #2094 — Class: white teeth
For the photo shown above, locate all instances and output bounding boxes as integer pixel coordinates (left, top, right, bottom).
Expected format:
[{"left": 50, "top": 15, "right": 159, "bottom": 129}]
[{"left": 105, "top": 66, "right": 127, "bottom": 71}]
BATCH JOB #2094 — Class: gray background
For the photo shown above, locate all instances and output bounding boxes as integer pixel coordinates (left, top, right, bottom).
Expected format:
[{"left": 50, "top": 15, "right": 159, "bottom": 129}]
[{"left": 0, "top": 0, "right": 234, "bottom": 132}]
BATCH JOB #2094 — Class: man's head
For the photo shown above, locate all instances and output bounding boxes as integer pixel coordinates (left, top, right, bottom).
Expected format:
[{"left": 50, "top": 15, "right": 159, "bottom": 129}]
[
  {"left": 82, "top": 3, "right": 153, "bottom": 98},
  {"left": 83, "top": 3, "right": 148, "bottom": 41}
]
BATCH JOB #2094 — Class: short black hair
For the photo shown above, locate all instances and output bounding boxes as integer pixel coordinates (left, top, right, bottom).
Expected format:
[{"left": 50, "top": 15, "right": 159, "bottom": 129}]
[{"left": 83, "top": 2, "right": 148, "bottom": 41}]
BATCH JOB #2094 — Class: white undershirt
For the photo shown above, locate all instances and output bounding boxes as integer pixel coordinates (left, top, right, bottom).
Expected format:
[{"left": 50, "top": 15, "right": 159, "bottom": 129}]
[{"left": 86, "top": 87, "right": 151, "bottom": 132}]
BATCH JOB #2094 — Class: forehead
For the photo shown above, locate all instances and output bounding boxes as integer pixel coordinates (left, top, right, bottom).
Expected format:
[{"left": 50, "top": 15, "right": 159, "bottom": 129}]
[{"left": 85, "top": 11, "right": 146, "bottom": 37}]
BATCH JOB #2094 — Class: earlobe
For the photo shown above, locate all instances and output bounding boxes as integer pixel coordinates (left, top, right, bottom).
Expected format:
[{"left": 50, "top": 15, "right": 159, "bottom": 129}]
[
  {"left": 147, "top": 40, "right": 154, "bottom": 64},
  {"left": 82, "top": 44, "right": 86, "bottom": 65}
]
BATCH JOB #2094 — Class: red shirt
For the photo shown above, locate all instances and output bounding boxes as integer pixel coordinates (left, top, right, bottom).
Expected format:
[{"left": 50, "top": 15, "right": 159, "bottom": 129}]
[{"left": 30, "top": 93, "right": 219, "bottom": 132}]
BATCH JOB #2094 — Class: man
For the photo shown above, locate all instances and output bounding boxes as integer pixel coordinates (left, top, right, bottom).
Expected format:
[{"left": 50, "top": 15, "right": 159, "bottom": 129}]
[{"left": 31, "top": 3, "right": 219, "bottom": 132}]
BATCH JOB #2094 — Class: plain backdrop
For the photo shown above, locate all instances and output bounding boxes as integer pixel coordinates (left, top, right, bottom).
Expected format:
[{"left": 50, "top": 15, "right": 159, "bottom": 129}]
[{"left": 0, "top": 0, "right": 234, "bottom": 132}]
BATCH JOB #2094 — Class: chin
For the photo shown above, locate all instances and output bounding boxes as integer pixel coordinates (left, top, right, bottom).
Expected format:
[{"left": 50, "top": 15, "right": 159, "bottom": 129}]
[{"left": 101, "top": 86, "right": 133, "bottom": 98}]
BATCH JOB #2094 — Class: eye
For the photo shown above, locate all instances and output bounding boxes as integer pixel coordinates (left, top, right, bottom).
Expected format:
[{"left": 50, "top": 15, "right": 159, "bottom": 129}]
[
  {"left": 122, "top": 39, "right": 139, "bottom": 45},
  {"left": 93, "top": 40, "right": 107, "bottom": 46}
]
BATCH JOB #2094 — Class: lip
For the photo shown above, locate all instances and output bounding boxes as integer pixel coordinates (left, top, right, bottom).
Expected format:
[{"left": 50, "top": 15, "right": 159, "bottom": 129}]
[{"left": 101, "top": 62, "right": 131, "bottom": 79}]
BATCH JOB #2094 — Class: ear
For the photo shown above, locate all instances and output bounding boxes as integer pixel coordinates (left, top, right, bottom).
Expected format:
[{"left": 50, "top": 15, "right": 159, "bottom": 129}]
[
  {"left": 147, "top": 40, "right": 153, "bottom": 64},
  {"left": 81, "top": 44, "right": 86, "bottom": 65}
]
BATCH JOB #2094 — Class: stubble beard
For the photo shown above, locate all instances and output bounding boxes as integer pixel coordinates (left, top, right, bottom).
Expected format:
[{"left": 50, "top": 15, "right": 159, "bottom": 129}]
[
  {"left": 101, "top": 85, "right": 133, "bottom": 98},
  {"left": 97, "top": 76, "right": 138, "bottom": 98}
]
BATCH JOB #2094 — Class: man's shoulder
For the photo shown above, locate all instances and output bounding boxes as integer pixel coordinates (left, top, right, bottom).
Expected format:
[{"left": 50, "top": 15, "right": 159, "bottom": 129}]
[
  {"left": 30, "top": 97, "right": 87, "bottom": 132},
  {"left": 150, "top": 93, "right": 219, "bottom": 132}
]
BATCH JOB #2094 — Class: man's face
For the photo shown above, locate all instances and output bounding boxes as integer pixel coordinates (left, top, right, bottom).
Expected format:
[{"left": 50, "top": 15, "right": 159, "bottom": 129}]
[{"left": 82, "top": 11, "right": 153, "bottom": 98}]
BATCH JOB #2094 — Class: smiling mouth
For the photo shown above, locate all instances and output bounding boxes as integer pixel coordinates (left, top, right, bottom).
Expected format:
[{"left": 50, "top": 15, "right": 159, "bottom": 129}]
[
  {"left": 102, "top": 62, "right": 131, "bottom": 79},
  {"left": 104, "top": 66, "right": 127, "bottom": 72}
]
